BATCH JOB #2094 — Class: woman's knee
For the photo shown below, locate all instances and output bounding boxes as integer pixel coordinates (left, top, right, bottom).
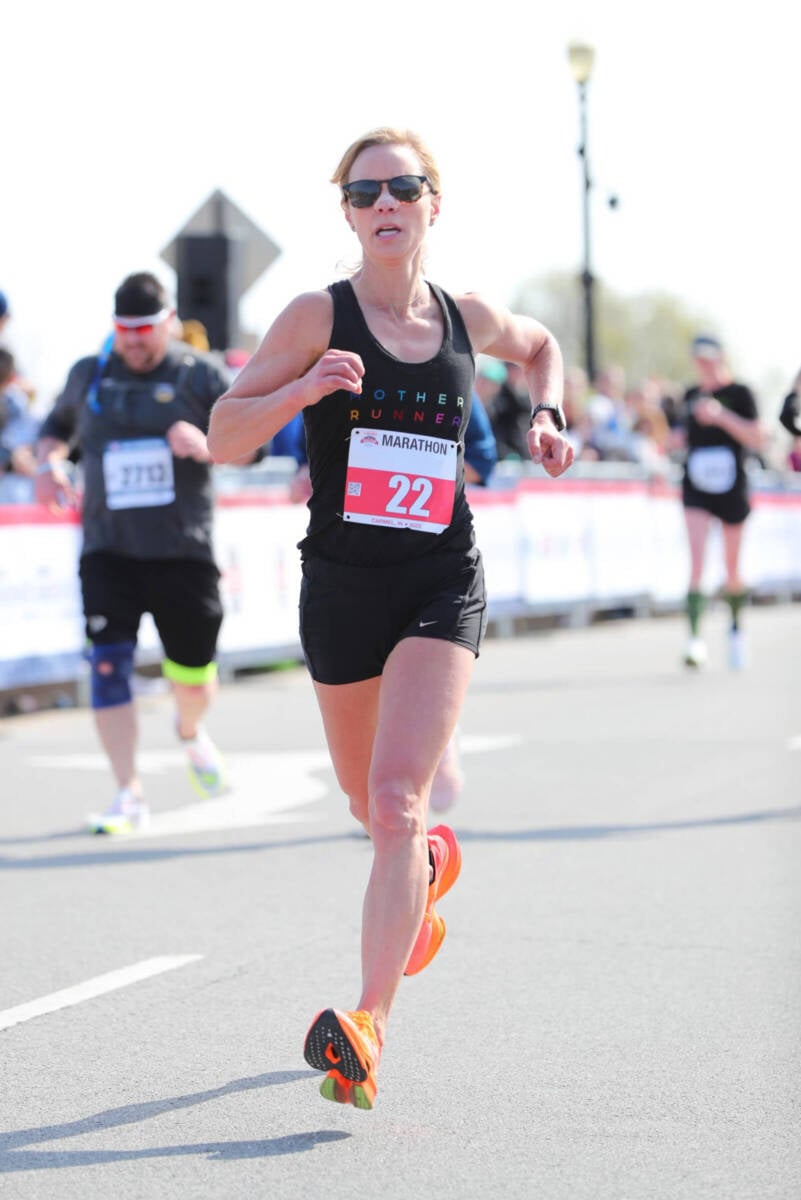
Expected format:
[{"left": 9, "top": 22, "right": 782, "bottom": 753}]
[{"left": 369, "top": 777, "right": 426, "bottom": 840}]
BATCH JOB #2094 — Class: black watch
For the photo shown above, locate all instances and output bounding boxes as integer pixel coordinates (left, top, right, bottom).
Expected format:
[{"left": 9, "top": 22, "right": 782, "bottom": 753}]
[{"left": 529, "top": 402, "right": 566, "bottom": 433}]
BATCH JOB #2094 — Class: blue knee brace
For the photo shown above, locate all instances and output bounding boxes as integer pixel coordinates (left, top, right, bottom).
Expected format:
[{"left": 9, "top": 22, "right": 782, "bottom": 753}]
[{"left": 88, "top": 641, "right": 136, "bottom": 709}]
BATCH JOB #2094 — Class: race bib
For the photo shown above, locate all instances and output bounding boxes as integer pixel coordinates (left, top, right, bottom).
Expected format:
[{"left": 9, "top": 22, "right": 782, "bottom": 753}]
[
  {"left": 687, "top": 446, "right": 737, "bottom": 494},
  {"left": 103, "top": 438, "right": 175, "bottom": 510},
  {"left": 343, "top": 428, "right": 457, "bottom": 533}
]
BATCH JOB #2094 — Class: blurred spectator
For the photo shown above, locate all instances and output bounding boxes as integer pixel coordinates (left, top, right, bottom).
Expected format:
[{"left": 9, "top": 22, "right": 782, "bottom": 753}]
[
  {"left": 623, "top": 379, "right": 673, "bottom": 475},
  {"left": 562, "top": 365, "right": 599, "bottom": 461},
  {"left": 779, "top": 367, "right": 801, "bottom": 471},
  {"left": 779, "top": 368, "right": 801, "bottom": 437},
  {"left": 484, "top": 359, "right": 531, "bottom": 460},
  {"left": 224, "top": 348, "right": 251, "bottom": 375},
  {"left": 0, "top": 289, "right": 36, "bottom": 405},
  {"left": 0, "top": 347, "right": 38, "bottom": 478},
  {"left": 474, "top": 354, "right": 506, "bottom": 409},
  {"left": 178, "top": 318, "right": 211, "bottom": 353},
  {"left": 462, "top": 391, "right": 498, "bottom": 486},
  {"left": 584, "top": 365, "right": 634, "bottom": 461}
]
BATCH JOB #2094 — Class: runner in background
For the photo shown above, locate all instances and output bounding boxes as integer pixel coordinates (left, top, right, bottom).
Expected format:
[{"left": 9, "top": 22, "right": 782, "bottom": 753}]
[
  {"left": 678, "top": 335, "right": 767, "bottom": 669},
  {"left": 34, "top": 272, "right": 240, "bottom": 833},
  {"left": 207, "top": 127, "right": 573, "bottom": 1109}
]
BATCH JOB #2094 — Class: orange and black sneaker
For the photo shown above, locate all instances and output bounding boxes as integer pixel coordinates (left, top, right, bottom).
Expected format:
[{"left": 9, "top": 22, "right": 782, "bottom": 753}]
[
  {"left": 404, "top": 823, "right": 462, "bottom": 976},
  {"left": 303, "top": 1008, "right": 381, "bottom": 1111}
]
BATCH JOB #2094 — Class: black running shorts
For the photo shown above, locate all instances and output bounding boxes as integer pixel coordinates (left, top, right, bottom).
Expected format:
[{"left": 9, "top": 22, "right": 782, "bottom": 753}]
[
  {"left": 682, "top": 481, "right": 750, "bottom": 525},
  {"left": 79, "top": 552, "right": 223, "bottom": 668},
  {"left": 299, "top": 547, "right": 488, "bottom": 685}
]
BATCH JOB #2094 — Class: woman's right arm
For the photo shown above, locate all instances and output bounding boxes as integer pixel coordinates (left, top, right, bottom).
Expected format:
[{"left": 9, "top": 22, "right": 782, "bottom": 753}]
[{"left": 207, "top": 290, "right": 364, "bottom": 463}]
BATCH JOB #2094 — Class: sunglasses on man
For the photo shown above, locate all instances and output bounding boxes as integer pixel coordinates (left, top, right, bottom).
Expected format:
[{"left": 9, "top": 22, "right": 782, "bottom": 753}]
[{"left": 113, "top": 309, "right": 172, "bottom": 336}]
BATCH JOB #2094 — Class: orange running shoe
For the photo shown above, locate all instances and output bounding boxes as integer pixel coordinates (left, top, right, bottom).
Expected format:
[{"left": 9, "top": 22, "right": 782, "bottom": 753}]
[
  {"left": 404, "top": 824, "right": 462, "bottom": 976},
  {"left": 303, "top": 1008, "right": 381, "bottom": 1111}
]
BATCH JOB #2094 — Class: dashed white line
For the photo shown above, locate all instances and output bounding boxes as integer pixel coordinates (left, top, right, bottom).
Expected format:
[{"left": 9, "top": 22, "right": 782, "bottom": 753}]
[{"left": 0, "top": 955, "right": 202, "bottom": 1032}]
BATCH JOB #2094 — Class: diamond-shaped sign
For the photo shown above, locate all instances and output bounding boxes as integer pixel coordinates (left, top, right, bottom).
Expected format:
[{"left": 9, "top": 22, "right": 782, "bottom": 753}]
[{"left": 161, "top": 189, "right": 280, "bottom": 295}]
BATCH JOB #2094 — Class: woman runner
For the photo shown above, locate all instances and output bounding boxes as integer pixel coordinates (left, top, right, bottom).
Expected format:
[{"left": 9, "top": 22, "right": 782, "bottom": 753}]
[{"left": 207, "top": 127, "right": 573, "bottom": 1108}]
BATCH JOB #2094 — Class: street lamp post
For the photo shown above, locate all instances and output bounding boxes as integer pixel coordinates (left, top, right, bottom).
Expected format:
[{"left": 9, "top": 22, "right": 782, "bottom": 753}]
[{"left": 567, "top": 41, "right": 596, "bottom": 384}]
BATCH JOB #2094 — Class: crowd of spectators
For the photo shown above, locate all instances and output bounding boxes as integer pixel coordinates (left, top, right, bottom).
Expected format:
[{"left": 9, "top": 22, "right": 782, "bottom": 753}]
[
  {"left": 476, "top": 353, "right": 797, "bottom": 478},
  {"left": 0, "top": 292, "right": 39, "bottom": 493},
  {"left": 2, "top": 283, "right": 799, "bottom": 498}
]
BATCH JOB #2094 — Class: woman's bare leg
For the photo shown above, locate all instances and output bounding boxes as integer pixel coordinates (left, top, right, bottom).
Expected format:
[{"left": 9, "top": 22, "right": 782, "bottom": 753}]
[{"left": 313, "top": 637, "right": 475, "bottom": 1043}]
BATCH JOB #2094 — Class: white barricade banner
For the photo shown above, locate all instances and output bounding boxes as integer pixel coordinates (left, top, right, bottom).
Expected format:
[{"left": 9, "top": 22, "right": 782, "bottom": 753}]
[
  {"left": 469, "top": 489, "right": 526, "bottom": 604},
  {"left": 518, "top": 482, "right": 594, "bottom": 605},
  {"left": 2, "top": 476, "right": 800, "bottom": 690}
]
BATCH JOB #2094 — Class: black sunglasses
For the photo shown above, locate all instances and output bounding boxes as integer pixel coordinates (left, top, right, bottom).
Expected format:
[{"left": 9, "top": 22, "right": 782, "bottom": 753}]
[{"left": 341, "top": 175, "right": 430, "bottom": 209}]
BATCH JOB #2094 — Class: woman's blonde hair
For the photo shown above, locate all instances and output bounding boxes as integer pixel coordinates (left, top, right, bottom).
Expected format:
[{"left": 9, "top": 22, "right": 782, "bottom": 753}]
[{"left": 331, "top": 127, "right": 441, "bottom": 195}]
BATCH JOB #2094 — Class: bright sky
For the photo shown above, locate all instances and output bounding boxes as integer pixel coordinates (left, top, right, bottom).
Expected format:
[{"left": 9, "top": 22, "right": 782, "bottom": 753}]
[{"left": 4, "top": 0, "right": 798, "bottom": 414}]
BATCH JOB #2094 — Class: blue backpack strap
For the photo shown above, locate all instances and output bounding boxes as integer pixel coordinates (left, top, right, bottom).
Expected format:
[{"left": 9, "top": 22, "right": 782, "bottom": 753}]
[{"left": 86, "top": 332, "right": 116, "bottom": 413}]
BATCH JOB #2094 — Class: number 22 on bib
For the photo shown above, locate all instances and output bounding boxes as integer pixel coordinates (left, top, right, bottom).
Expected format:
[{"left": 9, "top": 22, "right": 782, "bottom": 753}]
[{"left": 343, "top": 428, "right": 457, "bottom": 533}]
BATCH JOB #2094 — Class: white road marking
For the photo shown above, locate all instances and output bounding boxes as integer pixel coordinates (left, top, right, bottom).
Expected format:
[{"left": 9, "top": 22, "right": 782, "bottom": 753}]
[
  {"left": 0, "top": 955, "right": 202, "bottom": 1032},
  {"left": 788, "top": 736, "right": 801, "bottom": 751},
  {"left": 28, "top": 749, "right": 331, "bottom": 839},
  {"left": 27, "top": 738, "right": 520, "bottom": 840}
]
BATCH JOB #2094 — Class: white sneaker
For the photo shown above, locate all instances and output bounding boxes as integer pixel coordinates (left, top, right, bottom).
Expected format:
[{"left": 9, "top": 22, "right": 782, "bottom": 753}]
[
  {"left": 728, "top": 629, "right": 747, "bottom": 670},
  {"left": 683, "top": 637, "right": 707, "bottom": 668},
  {"left": 88, "top": 787, "right": 150, "bottom": 835},
  {"left": 182, "top": 725, "right": 227, "bottom": 798}
]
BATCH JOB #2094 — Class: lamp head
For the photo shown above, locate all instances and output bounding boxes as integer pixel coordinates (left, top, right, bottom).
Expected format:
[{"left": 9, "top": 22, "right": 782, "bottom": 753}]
[{"left": 568, "top": 42, "right": 595, "bottom": 84}]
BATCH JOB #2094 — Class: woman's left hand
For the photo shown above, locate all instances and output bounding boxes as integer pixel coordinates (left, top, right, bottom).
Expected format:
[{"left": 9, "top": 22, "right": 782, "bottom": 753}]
[{"left": 528, "top": 421, "right": 574, "bottom": 477}]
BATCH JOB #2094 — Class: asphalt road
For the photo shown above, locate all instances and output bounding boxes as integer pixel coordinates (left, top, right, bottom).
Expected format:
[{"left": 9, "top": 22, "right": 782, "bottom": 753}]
[{"left": 1, "top": 605, "right": 799, "bottom": 1200}]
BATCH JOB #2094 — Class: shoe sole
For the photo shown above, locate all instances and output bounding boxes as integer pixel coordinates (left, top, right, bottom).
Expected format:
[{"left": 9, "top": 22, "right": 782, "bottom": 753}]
[
  {"left": 304, "top": 1009, "right": 370, "bottom": 1082},
  {"left": 319, "top": 1071, "right": 374, "bottom": 1110},
  {"left": 86, "top": 811, "right": 149, "bottom": 835},
  {"left": 304, "top": 1010, "right": 377, "bottom": 1110}
]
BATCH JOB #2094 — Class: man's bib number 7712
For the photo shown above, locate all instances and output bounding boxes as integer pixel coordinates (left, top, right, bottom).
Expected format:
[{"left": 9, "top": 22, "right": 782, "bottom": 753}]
[{"left": 343, "top": 428, "right": 457, "bottom": 534}]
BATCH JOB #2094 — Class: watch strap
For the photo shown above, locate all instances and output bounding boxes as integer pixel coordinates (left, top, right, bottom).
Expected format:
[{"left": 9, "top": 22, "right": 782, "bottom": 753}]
[{"left": 529, "top": 402, "right": 566, "bottom": 433}]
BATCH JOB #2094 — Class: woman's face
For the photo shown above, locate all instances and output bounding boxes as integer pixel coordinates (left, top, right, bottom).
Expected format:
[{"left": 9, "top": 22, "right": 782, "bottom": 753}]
[{"left": 343, "top": 142, "right": 440, "bottom": 260}]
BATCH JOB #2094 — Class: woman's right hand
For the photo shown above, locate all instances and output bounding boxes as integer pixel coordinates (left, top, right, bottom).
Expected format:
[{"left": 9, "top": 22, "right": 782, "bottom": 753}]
[{"left": 300, "top": 348, "right": 365, "bottom": 408}]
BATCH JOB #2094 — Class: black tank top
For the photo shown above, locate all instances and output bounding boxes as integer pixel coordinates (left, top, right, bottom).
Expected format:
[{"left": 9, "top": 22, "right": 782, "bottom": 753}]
[{"left": 299, "top": 279, "right": 476, "bottom": 566}]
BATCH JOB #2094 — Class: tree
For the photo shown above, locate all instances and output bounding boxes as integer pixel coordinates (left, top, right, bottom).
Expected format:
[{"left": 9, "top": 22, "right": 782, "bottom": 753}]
[{"left": 511, "top": 271, "right": 716, "bottom": 386}]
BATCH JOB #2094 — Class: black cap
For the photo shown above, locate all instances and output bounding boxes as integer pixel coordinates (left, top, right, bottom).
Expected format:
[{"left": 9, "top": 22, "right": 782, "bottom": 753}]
[
  {"left": 114, "top": 272, "right": 169, "bottom": 318},
  {"left": 691, "top": 334, "right": 723, "bottom": 360}
]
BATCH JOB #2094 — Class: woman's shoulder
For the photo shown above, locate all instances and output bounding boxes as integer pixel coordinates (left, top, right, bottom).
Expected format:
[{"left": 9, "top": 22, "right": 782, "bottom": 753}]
[
  {"left": 270, "top": 288, "right": 335, "bottom": 344},
  {"left": 283, "top": 287, "right": 335, "bottom": 320},
  {"left": 441, "top": 289, "right": 503, "bottom": 347}
]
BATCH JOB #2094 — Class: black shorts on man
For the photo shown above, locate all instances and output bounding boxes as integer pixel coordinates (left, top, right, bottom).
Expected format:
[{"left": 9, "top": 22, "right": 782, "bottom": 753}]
[{"left": 80, "top": 552, "right": 223, "bottom": 668}]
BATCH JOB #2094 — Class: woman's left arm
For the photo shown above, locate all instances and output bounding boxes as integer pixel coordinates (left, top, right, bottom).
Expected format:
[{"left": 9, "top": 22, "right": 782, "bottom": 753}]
[{"left": 457, "top": 293, "right": 573, "bottom": 477}]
